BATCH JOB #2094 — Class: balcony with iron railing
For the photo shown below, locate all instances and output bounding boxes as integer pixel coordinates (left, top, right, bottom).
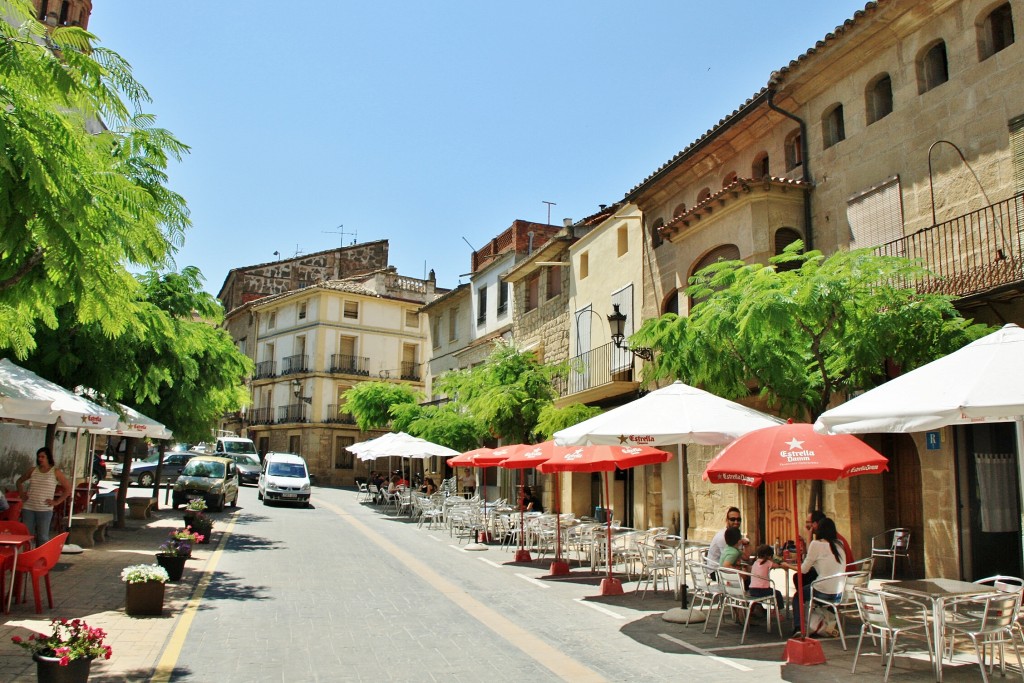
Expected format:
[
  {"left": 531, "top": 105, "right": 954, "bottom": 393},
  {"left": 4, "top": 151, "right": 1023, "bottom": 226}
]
[
  {"left": 554, "top": 341, "right": 637, "bottom": 399},
  {"left": 874, "top": 192, "right": 1024, "bottom": 300},
  {"left": 277, "top": 403, "right": 307, "bottom": 424},
  {"left": 400, "top": 361, "right": 421, "bottom": 381},
  {"left": 249, "top": 406, "right": 274, "bottom": 425},
  {"left": 281, "top": 354, "right": 309, "bottom": 375},
  {"left": 325, "top": 404, "right": 356, "bottom": 424},
  {"left": 253, "top": 360, "right": 276, "bottom": 380},
  {"left": 329, "top": 354, "right": 369, "bottom": 376}
]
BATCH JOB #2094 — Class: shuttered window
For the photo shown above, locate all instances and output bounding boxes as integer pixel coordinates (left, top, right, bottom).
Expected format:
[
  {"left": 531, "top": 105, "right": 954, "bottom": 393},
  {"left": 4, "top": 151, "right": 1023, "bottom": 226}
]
[
  {"left": 847, "top": 176, "right": 904, "bottom": 249},
  {"left": 1011, "top": 114, "right": 1024, "bottom": 194}
]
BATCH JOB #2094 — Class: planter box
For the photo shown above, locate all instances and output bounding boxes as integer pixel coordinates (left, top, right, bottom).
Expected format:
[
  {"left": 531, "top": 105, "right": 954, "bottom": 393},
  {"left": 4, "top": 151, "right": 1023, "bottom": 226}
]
[
  {"left": 34, "top": 653, "right": 92, "bottom": 683},
  {"left": 125, "top": 580, "right": 165, "bottom": 616},
  {"left": 155, "top": 553, "right": 187, "bottom": 582}
]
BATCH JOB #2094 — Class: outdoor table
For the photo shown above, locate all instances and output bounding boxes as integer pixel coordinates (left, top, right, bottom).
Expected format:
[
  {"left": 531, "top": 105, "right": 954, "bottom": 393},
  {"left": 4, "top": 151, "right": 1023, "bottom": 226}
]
[
  {"left": 884, "top": 578, "right": 1000, "bottom": 682},
  {"left": 0, "top": 533, "right": 33, "bottom": 612}
]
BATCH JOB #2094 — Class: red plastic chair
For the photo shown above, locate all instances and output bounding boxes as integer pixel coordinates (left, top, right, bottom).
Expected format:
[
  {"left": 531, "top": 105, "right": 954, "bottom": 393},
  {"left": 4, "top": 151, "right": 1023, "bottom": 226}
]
[
  {"left": 0, "top": 521, "right": 32, "bottom": 607},
  {"left": 13, "top": 532, "right": 68, "bottom": 613},
  {"left": 0, "top": 499, "right": 23, "bottom": 522}
]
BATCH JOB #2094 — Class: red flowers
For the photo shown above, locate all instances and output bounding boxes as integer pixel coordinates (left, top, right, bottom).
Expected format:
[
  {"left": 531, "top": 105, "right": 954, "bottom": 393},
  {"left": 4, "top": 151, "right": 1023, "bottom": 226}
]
[{"left": 11, "top": 618, "right": 112, "bottom": 665}]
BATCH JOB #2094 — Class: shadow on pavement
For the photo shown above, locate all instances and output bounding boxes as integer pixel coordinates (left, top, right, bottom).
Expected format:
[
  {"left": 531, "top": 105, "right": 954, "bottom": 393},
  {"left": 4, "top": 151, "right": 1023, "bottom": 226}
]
[
  {"left": 198, "top": 570, "right": 270, "bottom": 605},
  {"left": 222, "top": 531, "right": 284, "bottom": 553}
]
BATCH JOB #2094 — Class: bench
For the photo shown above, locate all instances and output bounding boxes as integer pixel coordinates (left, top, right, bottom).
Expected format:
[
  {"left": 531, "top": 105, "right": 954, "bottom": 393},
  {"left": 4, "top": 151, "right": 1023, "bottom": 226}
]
[
  {"left": 126, "top": 497, "right": 156, "bottom": 520},
  {"left": 68, "top": 512, "right": 114, "bottom": 548}
]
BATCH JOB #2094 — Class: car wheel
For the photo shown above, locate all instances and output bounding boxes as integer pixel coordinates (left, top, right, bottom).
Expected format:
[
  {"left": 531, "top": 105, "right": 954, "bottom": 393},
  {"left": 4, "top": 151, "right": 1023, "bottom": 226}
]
[
  {"left": 257, "top": 489, "right": 263, "bottom": 501},
  {"left": 229, "top": 492, "right": 237, "bottom": 508},
  {"left": 261, "top": 496, "right": 269, "bottom": 506},
  {"left": 138, "top": 472, "right": 154, "bottom": 487},
  {"left": 214, "top": 494, "right": 225, "bottom": 512}
]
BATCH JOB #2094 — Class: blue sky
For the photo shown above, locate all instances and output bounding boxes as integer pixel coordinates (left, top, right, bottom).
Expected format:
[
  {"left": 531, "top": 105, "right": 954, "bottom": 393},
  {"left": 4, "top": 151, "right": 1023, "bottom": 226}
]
[{"left": 90, "top": 1, "right": 869, "bottom": 295}]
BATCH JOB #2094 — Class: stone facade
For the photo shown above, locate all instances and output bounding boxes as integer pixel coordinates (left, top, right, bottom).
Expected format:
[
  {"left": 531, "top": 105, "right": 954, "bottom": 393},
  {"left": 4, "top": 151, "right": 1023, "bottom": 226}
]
[{"left": 31, "top": 0, "right": 91, "bottom": 28}]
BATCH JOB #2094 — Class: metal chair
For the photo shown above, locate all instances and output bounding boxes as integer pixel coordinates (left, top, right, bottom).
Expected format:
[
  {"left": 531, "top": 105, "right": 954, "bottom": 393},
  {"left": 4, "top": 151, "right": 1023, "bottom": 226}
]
[
  {"left": 809, "top": 570, "right": 871, "bottom": 650},
  {"left": 943, "top": 591, "right": 1024, "bottom": 683},
  {"left": 852, "top": 587, "right": 934, "bottom": 683},
  {"left": 685, "top": 560, "right": 724, "bottom": 630},
  {"left": 870, "top": 528, "right": 911, "bottom": 579},
  {"left": 634, "top": 541, "right": 676, "bottom": 599},
  {"left": 714, "top": 567, "right": 784, "bottom": 644}
]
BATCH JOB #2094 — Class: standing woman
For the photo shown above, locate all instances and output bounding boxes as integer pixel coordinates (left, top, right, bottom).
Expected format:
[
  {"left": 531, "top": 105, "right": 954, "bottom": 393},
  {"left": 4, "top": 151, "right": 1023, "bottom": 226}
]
[{"left": 16, "top": 447, "right": 71, "bottom": 546}]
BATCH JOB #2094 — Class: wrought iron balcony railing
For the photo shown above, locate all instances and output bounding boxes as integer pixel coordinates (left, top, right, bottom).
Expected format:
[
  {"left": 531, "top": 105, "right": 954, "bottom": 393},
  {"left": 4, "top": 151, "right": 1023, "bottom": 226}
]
[
  {"left": 281, "top": 354, "right": 309, "bottom": 375},
  {"left": 277, "top": 403, "right": 306, "bottom": 424},
  {"left": 555, "top": 341, "right": 635, "bottom": 398},
  {"left": 329, "top": 354, "right": 369, "bottom": 376},
  {"left": 400, "top": 361, "right": 421, "bottom": 381},
  {"left": 874, "top": 192, "right": 1024, "bottom": 299},
  {"left": 249, "top": 407, "right": 274, "bottom": 425},
  {"left": 253, "top": 360, "right": 276, "bottom": 380},
  {"left": 325, "top": 404, "right": 356, "bottom": 424}
]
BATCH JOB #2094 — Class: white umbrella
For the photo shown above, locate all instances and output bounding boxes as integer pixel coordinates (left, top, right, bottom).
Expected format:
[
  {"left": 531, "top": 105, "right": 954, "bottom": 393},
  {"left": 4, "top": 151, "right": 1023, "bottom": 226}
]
[
  {"left": 553, "top": 381, "right": 782, "bottom": 612},
  {"left": 349, "top": 432, "right": 459, "bottom": 487},
  {"left": 0, "top": 359, "right": 118, "bottom": 429},
  {"left": 95, "top": 403, "right": 173, "bottom": 441},
  {"left": 814, "top": 323, "right": 1024, "bottom": 551}
]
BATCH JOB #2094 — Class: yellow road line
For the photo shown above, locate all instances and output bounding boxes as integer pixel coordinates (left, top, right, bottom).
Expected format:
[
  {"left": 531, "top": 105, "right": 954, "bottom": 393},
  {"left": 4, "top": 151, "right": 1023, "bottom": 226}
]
[
  {"left": 150, "top": 512, "right": 239, "bottom": 683},
  {"left": 320, "top": 500, "right": 607, "bottom": 683}
]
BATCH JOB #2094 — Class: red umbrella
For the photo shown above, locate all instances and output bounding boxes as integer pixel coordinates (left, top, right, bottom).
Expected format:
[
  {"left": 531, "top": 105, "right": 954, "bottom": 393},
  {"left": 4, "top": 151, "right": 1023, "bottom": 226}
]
[
  {"left": 538, "top": 444, "right": 672, "bottom": 595},
  {"left": 702, "top": 422, "right": 888, "bottom": 665},
  {"left": 447, "top": 447, "right": 494, "bottom": 469},
  {"left": 496, "top": 442, "right": 564, "bottom": 566}
]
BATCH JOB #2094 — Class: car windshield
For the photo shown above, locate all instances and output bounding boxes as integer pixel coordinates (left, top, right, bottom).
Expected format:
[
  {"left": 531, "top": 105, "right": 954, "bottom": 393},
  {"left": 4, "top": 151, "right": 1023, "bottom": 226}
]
[
  {"left": 222, "top": 441, "right": 255, "bottom": 455},
  {"left": 182, "top": 461, "right": 225, "bottom": 478},
  {"left": 140, "top": 454, "right": 160, "bottom": 464},
  {"left": 232, "top": 455, "right": 259, "bottom": 466},
  {"left": 268, "top": 463, "right": 306, "bottom": 477}
]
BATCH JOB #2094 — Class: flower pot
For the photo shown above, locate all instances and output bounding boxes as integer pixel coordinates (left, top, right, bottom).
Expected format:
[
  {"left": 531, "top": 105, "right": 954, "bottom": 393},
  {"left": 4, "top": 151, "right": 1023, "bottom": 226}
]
[
  {"left": 33, "top": 654, "right": 92, "bottom": 683},
  {"left": 124, "top": 580, "right": 165, "bottom": 616},
  {"left": 155, "top": 553, "right": 187, "bottom": 582}
]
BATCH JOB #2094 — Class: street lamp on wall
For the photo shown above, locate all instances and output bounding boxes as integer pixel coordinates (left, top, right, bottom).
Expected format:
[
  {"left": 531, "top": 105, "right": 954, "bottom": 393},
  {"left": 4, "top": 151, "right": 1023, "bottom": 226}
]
[
  {"left": 607, "top": 304, "right": 654, "bottom": 361},
  {"left": 290, "top": 378, "right": 312, "bottom": 404}
]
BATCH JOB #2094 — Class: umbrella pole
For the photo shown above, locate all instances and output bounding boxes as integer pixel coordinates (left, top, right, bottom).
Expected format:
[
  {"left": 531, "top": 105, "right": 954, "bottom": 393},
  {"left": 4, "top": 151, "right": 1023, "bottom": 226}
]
[
  {"left": 550, "top": 472, "right": 569, "bottom": 575},
  {"left": 599, "top": 470, "right": 623, "bottom": 596},
  {"left": 515, "top": 469, "right": 531, "bottom": 562},
  {"left": 678, "top": 443, "right": 689, "bottom": 608},
  {"left": 783, "top": 480, "right": 826, "bottom": 665},
  {"left": 67, "top": 427, "right": 83, "bottom": 529}
]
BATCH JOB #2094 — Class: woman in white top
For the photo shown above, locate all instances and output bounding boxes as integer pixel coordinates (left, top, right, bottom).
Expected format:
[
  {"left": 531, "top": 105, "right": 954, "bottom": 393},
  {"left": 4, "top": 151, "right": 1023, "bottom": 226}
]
[
  {"left": 16, "top": 447, "right": 71, "bottom": 546},
  {"left": 781, "top": 517, "right": 846, "bottom": 635}
]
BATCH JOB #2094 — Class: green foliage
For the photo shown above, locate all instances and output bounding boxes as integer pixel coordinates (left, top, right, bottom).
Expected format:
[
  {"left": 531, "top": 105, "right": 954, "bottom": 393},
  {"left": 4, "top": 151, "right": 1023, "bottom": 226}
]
[
  {"left": 342, "top": 382, "right": 421, "bottom": 432},
  {"left": 394, "top": 403, "right": 486, "bottom": 452},
  {"left": 0, "top": 1, "right": 190, "bottom": 356},
  {"left": 633, "top": 243, "right": 993, "bottom": 420},
  {"left": 535, "top": 403, "right": 603, "bottom": 440},
  {"left": 436, "top": 342, "right": 559, "bottom": 444}
]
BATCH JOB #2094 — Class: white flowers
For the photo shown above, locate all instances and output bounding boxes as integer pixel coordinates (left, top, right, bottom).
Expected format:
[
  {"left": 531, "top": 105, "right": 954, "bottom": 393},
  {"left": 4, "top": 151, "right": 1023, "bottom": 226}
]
[{"left": 120, "top": 564, "right": 169, "bottom": 584}]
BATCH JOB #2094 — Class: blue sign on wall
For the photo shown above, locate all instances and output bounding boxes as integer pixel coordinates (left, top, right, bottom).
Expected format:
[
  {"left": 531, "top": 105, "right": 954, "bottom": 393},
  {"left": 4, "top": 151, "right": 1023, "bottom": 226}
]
[{"left": 925, "top": 431, "right": 941, "bottom": 450}]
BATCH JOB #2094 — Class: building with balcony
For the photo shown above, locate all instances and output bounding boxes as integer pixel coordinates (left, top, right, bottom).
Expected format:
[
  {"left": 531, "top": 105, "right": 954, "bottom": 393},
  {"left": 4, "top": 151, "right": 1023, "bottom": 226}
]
[{"left": 238, "top": 267, "right": 444, "bottom": 486}]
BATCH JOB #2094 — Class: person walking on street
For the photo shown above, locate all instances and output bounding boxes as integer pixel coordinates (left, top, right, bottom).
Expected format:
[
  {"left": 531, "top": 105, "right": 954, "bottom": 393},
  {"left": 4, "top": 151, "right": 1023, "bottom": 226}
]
[{"left": 17, "top": 446, "right": 71, "bottom": 546}]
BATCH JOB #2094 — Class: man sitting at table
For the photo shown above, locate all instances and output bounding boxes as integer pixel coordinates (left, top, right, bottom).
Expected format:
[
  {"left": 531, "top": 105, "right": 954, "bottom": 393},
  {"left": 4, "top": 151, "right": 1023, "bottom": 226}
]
[{"left": 707, "top": 507, "right": 748, "bottom": 572}]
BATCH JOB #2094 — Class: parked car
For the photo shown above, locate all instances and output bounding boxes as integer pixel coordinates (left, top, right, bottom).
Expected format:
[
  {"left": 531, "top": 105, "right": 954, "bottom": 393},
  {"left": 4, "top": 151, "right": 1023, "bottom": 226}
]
[
  {"left": 171, "top": 455, "right": 239, "bottom": 511},
  {"left": 110, "top": 450, "right": 194, "bottom": 487},
  {"left": 258, "top": 452, "right": 311, "bottom": 506},
  {"left": 227, "top": 454, "right": 261, "bottom": 486}
]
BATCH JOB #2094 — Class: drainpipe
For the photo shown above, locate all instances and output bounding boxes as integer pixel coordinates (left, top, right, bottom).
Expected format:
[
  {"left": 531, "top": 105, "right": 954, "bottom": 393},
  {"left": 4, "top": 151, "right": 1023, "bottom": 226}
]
[
  {"left": 767, "top": 83, "right": 814, "bottom": 251},
  {"left": 527, "top": 231, "right": 535, "bottom": 255}
]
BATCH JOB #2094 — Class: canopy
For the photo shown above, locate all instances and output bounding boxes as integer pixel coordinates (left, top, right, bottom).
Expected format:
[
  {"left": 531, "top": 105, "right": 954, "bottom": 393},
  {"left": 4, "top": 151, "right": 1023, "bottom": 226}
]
[
  {"left": 0, "top": 359, "right": 118, "bottom": 430},
  {"left": 446, "top": 447, "right": 495, "bottom": 468},
  {"left": 351, "top": 431, "right": 459, "bottom": 462},
  {"left": 553, "top": 381, "right": 782, "bottom": 448},
  {"left": 815, "top": 323, "right": 1024, "bottom": 434},
  {"left": 99, "top": 403, "right": 173, "bottom": 440}
]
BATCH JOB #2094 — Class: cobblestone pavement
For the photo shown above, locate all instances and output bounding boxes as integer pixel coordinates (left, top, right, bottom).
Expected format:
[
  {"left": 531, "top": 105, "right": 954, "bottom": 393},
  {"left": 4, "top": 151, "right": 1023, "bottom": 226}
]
[{"left": 0, "top": 484, "right": 1011, "bottom": 681}]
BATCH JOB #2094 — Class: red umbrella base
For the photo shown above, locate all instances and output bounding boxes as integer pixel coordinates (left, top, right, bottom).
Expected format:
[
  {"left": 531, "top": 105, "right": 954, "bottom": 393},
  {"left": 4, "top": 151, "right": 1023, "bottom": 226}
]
[
  {"left": 549, "top": 560, "right": 570, "bottom": 576},
  {"left": 514, "top": 549, "right": 533, "bottom": 562},
  {"left": 600, "top": 577, "right": 624, "bottom": 596},
  {"left": 783, "top": 637, "right": 826, "bottom": 665}
]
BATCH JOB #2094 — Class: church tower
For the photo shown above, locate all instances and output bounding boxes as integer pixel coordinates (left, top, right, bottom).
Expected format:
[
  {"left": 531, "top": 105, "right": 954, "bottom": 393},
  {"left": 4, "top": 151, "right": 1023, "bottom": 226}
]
[{"left": 31, "top": 0, "right": 92, "bottom": 30}]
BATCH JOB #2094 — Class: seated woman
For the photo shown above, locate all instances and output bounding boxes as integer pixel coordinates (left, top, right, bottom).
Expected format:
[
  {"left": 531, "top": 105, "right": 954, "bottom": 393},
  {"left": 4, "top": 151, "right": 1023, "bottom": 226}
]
[
  {"left": 781, "top": 517, "right": 846, "bottom": 636},
  {"left": 521, "top": 486, "right": 543, "bottom": 512},
  {"left": 420, "top": 477, "right": 437, "bottom": 495}
]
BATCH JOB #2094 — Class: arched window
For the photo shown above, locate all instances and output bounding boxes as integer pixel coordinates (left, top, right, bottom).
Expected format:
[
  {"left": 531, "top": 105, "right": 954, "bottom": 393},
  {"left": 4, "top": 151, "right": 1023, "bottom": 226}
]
[
  {"left": 978, "top": 3, "right": 1015, "bottom": 60},
  {"left": 722, "top": 171, "right": 738, "bottom": 188},
  {"left": 751, "top": 152, "right": 770, "bottom": 179},
  {"left": 672, "top": 202, "right": 687, "bottom": 218},
  {"left": 866, "top": 74, "right": 893, "bottom": 124},
  {"left": 696, "top": 187, "right": 712, "bottom": 204},
  {"left": 689, "top": 244, "right": 741, "bottom": 307},
  {"left": 662, "top": 289, "right": 680, "bottom": 316},
  {"left": 918, "top": 41, "right": 949, "bottom": 93},
  {"left": 773, "top": 228, "right": 803, "bottom": 273},
  {"left": 785, "top": 129, "right": 803, "bottom": 171},
  {"left": 650, "top": 217, "right": 664, "bottom": 249},
  {"left": 822, "top": 104, "right": 846, "bottom": 148}
]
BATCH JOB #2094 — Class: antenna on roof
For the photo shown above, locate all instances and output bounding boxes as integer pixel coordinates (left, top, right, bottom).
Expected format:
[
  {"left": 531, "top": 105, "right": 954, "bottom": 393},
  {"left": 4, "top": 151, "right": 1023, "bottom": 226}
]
[
  {"left": 542, "top": 200, "right": 557, "bottom": 225},
  {"left": 461, "top": 236, "right": 478, "bottom": 252},
  {"left": 294, "top": 244, "right": 303, "bottom": 258},
  {"left": 323, "top": 224, "right": 358, "bottom": 247}
]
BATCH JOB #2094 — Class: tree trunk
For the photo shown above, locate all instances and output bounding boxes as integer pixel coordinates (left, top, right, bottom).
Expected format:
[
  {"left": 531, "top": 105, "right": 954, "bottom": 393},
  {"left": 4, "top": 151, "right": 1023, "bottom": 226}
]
[
  {"left": 115, "top": 437, "right": 135, "bottom": 528},
  {"left": 150, "top": 441, "right": 166, "bottom": 510}
]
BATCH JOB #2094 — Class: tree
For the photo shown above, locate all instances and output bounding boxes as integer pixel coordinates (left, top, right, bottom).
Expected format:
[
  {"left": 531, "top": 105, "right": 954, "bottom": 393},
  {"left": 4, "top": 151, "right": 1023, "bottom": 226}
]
[
  {"left": 391, "top": 403, "right": 486, "bottom": 453},
  {"left": 633, "top": 243, "right": 993, "bottom": 422},
  {"left": 534, "top": 403, "right": 603, "bottom": 441},
  {"left": 436, "top": 342, "right": 561, "bottom": 444},
  {"left": 0, "top": 1, "right": 190, "bottom": 357},
  {"left": 342, "top": 382, "right": 420, "bottom": 432}
]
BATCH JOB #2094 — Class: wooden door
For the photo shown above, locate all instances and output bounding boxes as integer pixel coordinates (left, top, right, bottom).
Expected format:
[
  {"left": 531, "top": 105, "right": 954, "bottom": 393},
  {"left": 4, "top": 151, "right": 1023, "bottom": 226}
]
[
  {"left": 881, "top": 434, "right": 924, "bottom": 578},
  {"left": 765, "top": 481, "right": 793, "bottom": 549}
]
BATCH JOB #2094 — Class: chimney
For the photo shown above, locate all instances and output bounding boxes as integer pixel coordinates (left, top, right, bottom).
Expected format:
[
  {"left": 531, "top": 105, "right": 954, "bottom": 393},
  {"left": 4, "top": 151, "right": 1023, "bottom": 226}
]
[{"left": 562, "top": 218, "right": 573, "bottom": 228}]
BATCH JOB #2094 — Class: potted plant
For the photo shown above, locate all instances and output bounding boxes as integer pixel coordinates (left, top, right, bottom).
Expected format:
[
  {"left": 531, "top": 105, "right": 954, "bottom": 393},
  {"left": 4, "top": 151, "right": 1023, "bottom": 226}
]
[
  {"left": 120, "top": 564, "right": 169, "bottom": 616},
  {"left": 155, "top": 528, "right": 202, "bottom": 581},
  {"left": 11, "top": 617, "right": 112, "bottom": 683},
  {"left": 182, "top": 499, "right": 213, "bottom": 542}
]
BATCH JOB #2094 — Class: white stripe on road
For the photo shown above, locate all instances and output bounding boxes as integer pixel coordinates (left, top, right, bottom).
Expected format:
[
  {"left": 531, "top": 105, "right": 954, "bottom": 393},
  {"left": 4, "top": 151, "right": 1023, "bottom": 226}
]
[
  {"left": 658, "top": 634, "right": 753, "bottom": 671},
  {"left": 515, "top": 573, "right": 551, "bottom": 589},
  {"left": 574, "top": 598, "right": 627, "bottom": 619},
  {"left": 478, "top": 557, "right": 503, "bottom": 568}
]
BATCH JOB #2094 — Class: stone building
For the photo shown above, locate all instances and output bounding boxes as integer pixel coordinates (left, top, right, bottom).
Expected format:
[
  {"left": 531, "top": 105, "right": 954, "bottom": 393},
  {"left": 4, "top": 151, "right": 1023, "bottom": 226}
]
[{"left": 30, "top": 0, "right": 91, "bottom": 29}]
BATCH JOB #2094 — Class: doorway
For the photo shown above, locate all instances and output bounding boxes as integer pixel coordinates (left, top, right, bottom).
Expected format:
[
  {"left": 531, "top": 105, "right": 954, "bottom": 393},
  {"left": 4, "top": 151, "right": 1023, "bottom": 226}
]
[
  {"left": 961, "top": 423, "right": 1022, "bottom": 580},
  {"left": 879, "top": 434, "right": 924, "bottom": 578}
]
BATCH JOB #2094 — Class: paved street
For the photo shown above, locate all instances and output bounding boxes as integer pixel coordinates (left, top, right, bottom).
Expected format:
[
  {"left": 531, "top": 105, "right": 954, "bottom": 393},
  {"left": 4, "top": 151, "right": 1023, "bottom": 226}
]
[{"left": 0, "top": 484, "right": 1010, "bottom": 681}]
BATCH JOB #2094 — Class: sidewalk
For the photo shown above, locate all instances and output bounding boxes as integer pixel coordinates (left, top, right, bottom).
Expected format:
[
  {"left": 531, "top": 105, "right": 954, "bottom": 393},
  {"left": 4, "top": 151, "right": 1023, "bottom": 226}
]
[{"left": 0, "top": 503, "right": 218, "bottom": 682}]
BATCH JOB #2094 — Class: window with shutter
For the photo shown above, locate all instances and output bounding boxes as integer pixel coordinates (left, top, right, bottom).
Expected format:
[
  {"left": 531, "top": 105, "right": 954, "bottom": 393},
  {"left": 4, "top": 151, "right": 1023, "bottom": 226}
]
[
  {"left": 847, "top": 176, "right": 904, "bottom": 250},
  {"left": 1010, "top": 115, "right": 1024, "bottom": 194}
]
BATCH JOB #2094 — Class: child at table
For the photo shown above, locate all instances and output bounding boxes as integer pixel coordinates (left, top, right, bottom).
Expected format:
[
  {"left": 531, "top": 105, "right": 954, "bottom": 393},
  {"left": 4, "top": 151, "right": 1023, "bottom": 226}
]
[{"left": 748, "top": 543, "right": 785, "bottom": 612}]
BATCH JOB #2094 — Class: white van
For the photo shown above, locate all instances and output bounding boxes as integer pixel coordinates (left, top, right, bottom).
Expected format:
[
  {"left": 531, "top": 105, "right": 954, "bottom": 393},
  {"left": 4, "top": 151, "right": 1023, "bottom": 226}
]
[{"left": 258, "top": 452, "right": 311, "bottom": 506}]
